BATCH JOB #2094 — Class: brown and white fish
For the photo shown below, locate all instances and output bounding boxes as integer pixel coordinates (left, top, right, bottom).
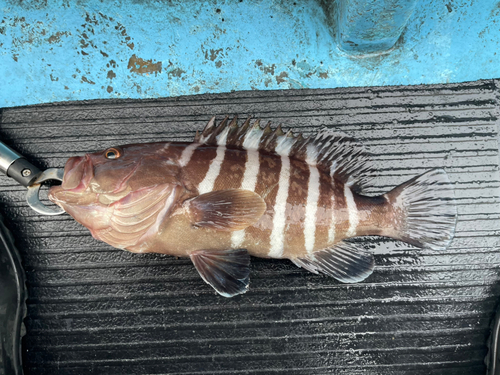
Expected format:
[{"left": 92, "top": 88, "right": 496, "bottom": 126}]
[{"left": 49, "top": 116, "right": 457, "bottom": 297}]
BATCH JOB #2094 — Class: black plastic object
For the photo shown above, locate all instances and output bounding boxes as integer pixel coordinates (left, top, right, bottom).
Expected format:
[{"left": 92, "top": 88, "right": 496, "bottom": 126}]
[
  {"left": 0, "top": 80, "right": 499, "bottom": 374},
  {"left": 6, "top": 158, "right": 42, "bottom": 188},
  {"left": 0, "top": 212, "right": 26, "bottom": 375}
]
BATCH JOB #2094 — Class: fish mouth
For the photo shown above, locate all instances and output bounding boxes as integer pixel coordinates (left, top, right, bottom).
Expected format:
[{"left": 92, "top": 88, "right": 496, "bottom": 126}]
[
  {"left": 48, "top": 155, "right": 95, "bottom": 206},
  {"left": 60, "top": 154, "right": 94, "bottom": 192}
]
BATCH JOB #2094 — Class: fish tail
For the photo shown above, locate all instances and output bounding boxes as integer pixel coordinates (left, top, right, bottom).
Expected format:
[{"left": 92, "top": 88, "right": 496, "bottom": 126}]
[{"left": 384, "top": 168, "right": 457, "bottom": 251}]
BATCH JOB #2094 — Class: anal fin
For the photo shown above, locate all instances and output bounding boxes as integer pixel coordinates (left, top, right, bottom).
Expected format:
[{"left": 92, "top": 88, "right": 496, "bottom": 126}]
[
  {"left": 190, "top": 249, "right": 250, "bottom": 297},
  {"left": 292, "top": 241, "right": 374, "bottom": 283},
  {"left": 187, "top": 189, "right": 266, "bottom": 231}
]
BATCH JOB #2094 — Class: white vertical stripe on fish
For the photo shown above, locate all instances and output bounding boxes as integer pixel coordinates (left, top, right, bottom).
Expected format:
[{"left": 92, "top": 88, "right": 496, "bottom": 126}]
[
  {"left": 304, "top": 146, "right": 320, "bottom": 255},
  {"left": 178, "top": 143, "right": 199, "bottom": 167},
  {"left": 344, "top": 184, "right": 358, "bottom": 237},
  {"left": 328, "top": 190, "right": 336, "bottom": 243},
  {"left": 269, "top": 154, "right": 291, "bottom": 258},
  {"left": 240, "top": 150, "right": 260, "bottom": 191},
  {"left": 197, "top": 145, "right": 227, "bottom": 194},
  {"left": 231, "top": 149, "right": 261, "bottom": 248}
]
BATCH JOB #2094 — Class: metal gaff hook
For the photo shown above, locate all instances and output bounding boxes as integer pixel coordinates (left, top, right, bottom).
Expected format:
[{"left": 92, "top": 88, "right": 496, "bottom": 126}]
[
  {"left": 0, "top": 142, "right": 65, "bottom": 216},
  {"left": 26, "top": 168, "right": 65, "bottom": 216}
]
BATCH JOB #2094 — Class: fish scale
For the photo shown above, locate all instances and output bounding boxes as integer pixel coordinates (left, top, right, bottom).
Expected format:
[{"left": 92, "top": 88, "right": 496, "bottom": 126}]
[{"left": 48, "top": 116, "right": 457, "bottom": 297}]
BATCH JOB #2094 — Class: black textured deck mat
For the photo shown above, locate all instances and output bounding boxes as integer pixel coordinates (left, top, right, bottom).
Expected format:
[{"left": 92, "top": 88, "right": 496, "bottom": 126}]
[{"left": 0, "top": 80, "right": 499, "bottom": 375}]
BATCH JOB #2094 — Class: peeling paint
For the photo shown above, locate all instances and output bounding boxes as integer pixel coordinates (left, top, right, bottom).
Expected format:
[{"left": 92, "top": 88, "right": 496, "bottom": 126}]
[
  {"left": 275, "top": 71, "right": 288, "bottom": 84},
  {"left": 167, "top": 67, "right": 185, "bottom": 78},
  {"left": 81, "top": 76, "right": 95, "bottom": 85},
  {"left": 0, "top": 0, "right": 499, "bottom": 107},
  {"left": 47, "top": 31, "right": 70, "bottom": 44},
  {"left": 206, "top": 48, "right": 223, "bottom": 61},
  {"left": 127, "top": 54, "right": 162, "bottom": 75}
]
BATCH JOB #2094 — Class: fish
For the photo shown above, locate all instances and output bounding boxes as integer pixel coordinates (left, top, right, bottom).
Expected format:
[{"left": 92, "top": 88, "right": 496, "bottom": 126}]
[{"left": 48, "top": 116, "right": 457, "bottom": 297}]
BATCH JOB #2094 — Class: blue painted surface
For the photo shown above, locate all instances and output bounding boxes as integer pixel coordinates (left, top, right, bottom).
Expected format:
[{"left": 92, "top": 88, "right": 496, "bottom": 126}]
[
  {"left": 0, "top": 0, "right": 499, "bottom": 108},
  {"left": 337, "top": 0, "right": 418, "bottom": 53}
]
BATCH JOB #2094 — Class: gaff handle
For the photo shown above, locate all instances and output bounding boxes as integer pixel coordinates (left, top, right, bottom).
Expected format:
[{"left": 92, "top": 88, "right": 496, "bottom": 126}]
[{"left": 0, "top": 142, "right": 42, "bottom": 187}]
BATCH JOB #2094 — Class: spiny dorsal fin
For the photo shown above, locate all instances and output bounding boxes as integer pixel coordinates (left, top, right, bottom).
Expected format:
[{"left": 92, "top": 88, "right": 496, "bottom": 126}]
[{"left": 196, "top": 116, "right": 372, "bottom": 189}]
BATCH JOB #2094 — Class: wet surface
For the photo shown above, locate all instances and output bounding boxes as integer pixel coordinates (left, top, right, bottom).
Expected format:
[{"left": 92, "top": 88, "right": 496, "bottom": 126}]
[
  {"left": 0, "top": 80, "right": 499, "bottom": 374},
  {"left": 1, "top": 1, "right": 499, "bottom": 107}
]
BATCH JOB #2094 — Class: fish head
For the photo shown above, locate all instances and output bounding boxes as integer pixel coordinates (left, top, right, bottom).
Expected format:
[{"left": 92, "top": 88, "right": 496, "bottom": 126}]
[{"left": 48, "top": 143, "right": 183, "bottom": 238}]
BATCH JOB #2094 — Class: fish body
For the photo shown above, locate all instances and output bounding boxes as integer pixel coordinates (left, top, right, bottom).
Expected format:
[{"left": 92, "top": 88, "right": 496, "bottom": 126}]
[{"left": 49, "top": 117, "right": 457, "bottom": 297}]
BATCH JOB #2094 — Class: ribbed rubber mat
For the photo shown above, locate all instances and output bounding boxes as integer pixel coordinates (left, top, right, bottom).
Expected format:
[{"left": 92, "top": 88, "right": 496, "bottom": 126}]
[{"left": 0, "top": 80, "right": 499, "bottom": 374}]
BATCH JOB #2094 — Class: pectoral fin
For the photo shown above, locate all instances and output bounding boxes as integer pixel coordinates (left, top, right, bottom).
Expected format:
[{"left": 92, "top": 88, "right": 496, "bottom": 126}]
[
  {"left": 190, "top": 249, "right": 250, "bottom": 297},
  {"left": 292, "top": 241, "right": 375, "bottom": 283},
  {"left": 187, "top": 189, "right": 266, "bottom": 231}
]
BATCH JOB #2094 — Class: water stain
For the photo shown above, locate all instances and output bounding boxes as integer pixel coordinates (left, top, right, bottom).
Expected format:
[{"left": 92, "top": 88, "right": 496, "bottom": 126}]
[{"left": 127, "top": 54, "right": 162, "bottom": 76}]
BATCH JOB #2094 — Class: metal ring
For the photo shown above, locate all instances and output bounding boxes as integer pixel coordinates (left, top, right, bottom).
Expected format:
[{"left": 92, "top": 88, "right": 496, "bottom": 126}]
[{"left": 26, "top": 168, "right": 65, "bottom": 216}]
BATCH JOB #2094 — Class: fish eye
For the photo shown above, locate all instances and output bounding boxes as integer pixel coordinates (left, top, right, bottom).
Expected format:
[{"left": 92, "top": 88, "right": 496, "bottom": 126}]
[{"left": 104, "top": 147, "right": 122, "bottom": 159}]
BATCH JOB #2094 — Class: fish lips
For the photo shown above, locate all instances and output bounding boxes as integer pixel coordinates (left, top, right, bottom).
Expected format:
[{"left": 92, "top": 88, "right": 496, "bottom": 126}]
[
  {"left": 61, "top": 154, "right": 94, "bottom": 192},
  {"left": 48, "top": 155, "right": 95, "bottom": 206}
]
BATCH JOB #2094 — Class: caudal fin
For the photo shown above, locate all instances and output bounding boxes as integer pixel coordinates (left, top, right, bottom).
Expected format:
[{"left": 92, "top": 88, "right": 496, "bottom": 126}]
[{"left": 385, "top": 168, "right": 457, "bottom": 251}]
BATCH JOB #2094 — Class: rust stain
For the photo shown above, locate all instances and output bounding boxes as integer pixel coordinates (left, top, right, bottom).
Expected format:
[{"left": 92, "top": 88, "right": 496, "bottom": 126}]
[
  {"left": 81, "top": 76, "right": 95, "bottom": 85},
  {"left": 276, "top": 72, "right": 288, "bottom": 84},
  {"left": 107, "top": 70, "right": 116, "bottom": 80},
  {"left": 107, "top": 86, "right": 113, "bottom": 93},
  {"left": 50, "top": 74, "right": 59, "bottom": 81},
  {"left": 100, "top": 50, "right": 109, "bottom": 58},
  {"left": 319, "top": 72, "right": 329, "bottom": 79},
  {"left": 127, "top": 54, "right": 162, "bottom": 75},
  {"left": 127, "top": 42, "right": 134, "bottom": 50}
]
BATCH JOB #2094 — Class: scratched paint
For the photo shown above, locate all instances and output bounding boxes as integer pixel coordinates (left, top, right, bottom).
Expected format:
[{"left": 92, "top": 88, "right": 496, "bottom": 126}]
[{"left": 0, "top": 0, "right": 499, "bottom": 107}]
